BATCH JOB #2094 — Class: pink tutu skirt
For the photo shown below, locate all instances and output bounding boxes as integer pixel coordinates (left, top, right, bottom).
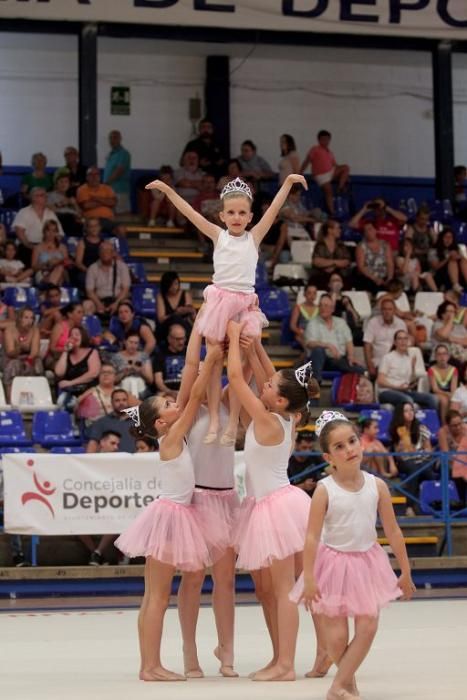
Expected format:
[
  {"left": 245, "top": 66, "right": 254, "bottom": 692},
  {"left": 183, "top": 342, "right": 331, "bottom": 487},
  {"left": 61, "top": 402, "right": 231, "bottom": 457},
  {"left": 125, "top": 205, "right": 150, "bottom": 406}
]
[
  {"left": 233, "top": 484, "right": 310, "bottom": 571},
  {"left": 196, "top": 284, "right": 268, "bottom": 341},
  {"left": 193, "top": 488, "right": 240, "bottom": 554},
  {"left": 115, "top": 498, "right": 212, "bottom": 572},
  {"left": 290, "top": 542, "right": 402, "bottom": 617}
]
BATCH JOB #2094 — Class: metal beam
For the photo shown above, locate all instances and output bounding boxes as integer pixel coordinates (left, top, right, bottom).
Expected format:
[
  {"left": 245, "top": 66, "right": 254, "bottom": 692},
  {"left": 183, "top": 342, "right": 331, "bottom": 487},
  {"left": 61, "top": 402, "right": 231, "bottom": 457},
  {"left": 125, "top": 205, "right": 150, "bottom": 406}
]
[
  {"left": 432, "top": 41, "right": 455, "bottom": 203},
  {"left": 78, "top": 23, "right": 98, "bottom": 168}
]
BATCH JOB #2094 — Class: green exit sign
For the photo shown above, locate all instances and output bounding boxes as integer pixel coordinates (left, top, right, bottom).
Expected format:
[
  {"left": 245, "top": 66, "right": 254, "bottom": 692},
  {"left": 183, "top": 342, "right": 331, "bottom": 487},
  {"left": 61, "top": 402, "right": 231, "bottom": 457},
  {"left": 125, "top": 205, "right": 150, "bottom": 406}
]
[{"left": 111, "top": 86, "right": 130, "bottom": 116}]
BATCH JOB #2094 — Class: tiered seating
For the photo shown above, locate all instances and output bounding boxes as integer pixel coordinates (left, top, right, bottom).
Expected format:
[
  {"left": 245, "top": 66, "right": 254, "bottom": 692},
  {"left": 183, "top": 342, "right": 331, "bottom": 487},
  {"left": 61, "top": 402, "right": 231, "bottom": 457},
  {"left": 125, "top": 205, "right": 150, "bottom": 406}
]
[
  {"left": 10, "top": 377, "right": 56, "bottom": 413},
  {"left": 0, "top": 411, "right": 32, "bottom": 446},
  {"left": 32, "top": 411, "right": 81, "bottom": 448}
]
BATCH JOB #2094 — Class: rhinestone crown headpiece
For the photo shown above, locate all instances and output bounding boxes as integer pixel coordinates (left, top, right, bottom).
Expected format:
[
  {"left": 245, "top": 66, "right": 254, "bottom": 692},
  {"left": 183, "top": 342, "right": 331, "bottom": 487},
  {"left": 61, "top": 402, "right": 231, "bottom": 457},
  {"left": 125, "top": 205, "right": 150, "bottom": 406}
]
[
  {"left": 220, "top": 177, "right": 253, "bottom": 201},
  {"left": 121, "top": 406, "right": 141, "bottom": 428},
  {"left": 294, "top": 361, "right": 313, "bottom": 387},
  {"left": 315, "top": 410, "right": 349, "bottom": 438}
]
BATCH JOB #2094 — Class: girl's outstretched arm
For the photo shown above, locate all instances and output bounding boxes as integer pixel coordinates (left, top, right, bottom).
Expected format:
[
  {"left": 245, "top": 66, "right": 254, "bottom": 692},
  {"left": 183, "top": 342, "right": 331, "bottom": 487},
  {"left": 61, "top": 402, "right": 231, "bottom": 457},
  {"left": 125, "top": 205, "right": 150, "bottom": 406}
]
[
  {"left": 250, "top": 174, "right": 308, "bottom": 246},
  {"left": 301, "top": 484, "right": 327, "bottom": 610},
  {"left": 146, "top": 179, "right": 220, "bottom": 242},
  {"left": 253, "top": 336, "right": 275, "bottom": 382},
  {"left": 377, "top": 479, "right": 416, "bottom": 600}
]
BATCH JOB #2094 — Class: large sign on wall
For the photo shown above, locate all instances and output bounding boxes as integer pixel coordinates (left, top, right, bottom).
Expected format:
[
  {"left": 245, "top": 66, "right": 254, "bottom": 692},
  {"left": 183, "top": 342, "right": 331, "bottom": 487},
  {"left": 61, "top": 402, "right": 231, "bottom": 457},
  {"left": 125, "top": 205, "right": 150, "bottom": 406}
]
[{"left": 0, "top": 1, "right": 466, "bottom": 40}]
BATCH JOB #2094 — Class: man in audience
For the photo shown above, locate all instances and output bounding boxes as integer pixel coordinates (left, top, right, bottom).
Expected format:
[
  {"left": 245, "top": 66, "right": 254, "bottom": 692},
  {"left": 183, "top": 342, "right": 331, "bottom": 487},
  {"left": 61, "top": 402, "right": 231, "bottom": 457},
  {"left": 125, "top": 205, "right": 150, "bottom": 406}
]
[
  {"left": 287, "top": 429, "right": 323, "bottom": 498},
  {"left": 152, "top": 323, "right": 187, "bottom": 398},
  {"left": 349, "top": 197, "right": 407, "bottom": 252},
  {"left": 39, "top": 285, "right": 64, "bottom": 338},
  {"left": 103, "top": 130, "right": 132, "bottom": 214},
  {"left": 182, "top": 118, "right": 225, "bottom": 178},
  {"left": 363, "top": 298, "right": 407, "bottom": 380},
  {"left": 76, "top": 166, "right": 117, "bottom": 229},
  {"left": 300, "top": 129, "right": 350, "bottom": 215},
  {"left": 237, "top": 140, "right": 274, "bottom": 181},
  {"left": 12, "top": 187, "right": 64, "bottom": 266},
  {"left": 86, "top": 389, "right": 136, "bottom": 453},
  {"left": 305, "top": 294, "right": 364, "bottom": 382},
  {"left": 54, "top": 146, "right": 87, "bottom": 197},
  {"left": 85, "top": 241, "right": 131, "bottom": 318}
]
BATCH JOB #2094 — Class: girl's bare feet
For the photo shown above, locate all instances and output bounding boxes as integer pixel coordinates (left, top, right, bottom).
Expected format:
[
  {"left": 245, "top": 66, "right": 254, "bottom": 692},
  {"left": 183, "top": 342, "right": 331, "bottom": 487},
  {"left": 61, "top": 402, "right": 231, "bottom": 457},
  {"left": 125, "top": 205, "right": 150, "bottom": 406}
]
[
  {"left": 183, "top": 646, "right": 204, "bottom": 678},
  {"left": 326, "top": 686, "right": 359, "bottom": 700},
  {"left": 219, "top": 430, "right": 236, "bottom": 447},
  {"left": 184, "top": 667, "right": 204, "bottom": 679},
  {"left": 248, "top": 657, "right": 277, "bottom": 678},
  {"left": 305, "top": 652, "right": 333, "bottom": 678},
  {"left": 214, "top": 646, "right": 238, "bottom": 678},
  {"left": 252, "top": 664, "right": 296, "bottom": 682},
  {"left": 139, "top": 667, "right": 186, "bottom": 682}
]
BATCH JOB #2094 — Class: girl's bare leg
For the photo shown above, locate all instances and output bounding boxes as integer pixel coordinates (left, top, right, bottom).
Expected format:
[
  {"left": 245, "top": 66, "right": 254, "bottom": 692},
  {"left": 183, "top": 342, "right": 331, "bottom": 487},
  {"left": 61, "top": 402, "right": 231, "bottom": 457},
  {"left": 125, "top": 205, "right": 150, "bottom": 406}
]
[
  {"left": 220, "top": 384, "right": 241, "bottom": 446},
  {"left": 448, "top": 259, "right": 460, "bottom": 286},
  {"left": 328, "top": 614, "right": 379, "bottom": 699},
  {"left": 138, "top": 560, "right": 149, "bottom": 672},
  {"left": 204, "top": 345, "right": 223, "bottom": 443},
  {"left": 424, "top": 271, "right": 437, "bottom": 291},
  {"left": 177, "top": 569, "right": 206, "bottom": 677},
  {"left": 306, "top": 613, "right": 333, "bottom": 678},
  {"left": 212, "top": 547, "right": 238, "bottom": 676},
  {"left": 249, "top": 568, "right": 279, "bottom": 675},
  {"left": 323, "top": 615, "right": 358, "bottom": 698}
]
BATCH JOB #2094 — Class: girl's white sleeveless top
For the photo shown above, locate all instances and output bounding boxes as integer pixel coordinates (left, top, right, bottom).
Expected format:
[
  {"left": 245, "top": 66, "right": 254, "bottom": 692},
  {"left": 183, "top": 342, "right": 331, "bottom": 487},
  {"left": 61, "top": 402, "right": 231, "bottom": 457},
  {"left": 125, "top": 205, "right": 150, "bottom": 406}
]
[
  {"left": 244, "top": 413, "right": 292, "bottom": 499},
  {"left": 157, "top": 439, "right": 195, "bottom": 506},
  {"left": 212, "top": 228, "right": 258, "bottom": 293},
  {"left": 320, "top": 471, "right": 378, "bottom": 552},
  {"left": 187, "top": 405, "right": 235, "bottom": 489}
]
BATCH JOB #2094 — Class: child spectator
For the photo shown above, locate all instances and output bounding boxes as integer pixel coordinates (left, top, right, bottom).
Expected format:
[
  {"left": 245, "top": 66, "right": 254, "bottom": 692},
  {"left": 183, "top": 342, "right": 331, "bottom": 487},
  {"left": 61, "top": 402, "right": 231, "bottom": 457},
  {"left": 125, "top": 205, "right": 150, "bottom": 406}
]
[
  {"left": 396, "top": 237, "right": 437, "bottom": 292},
  {"left": 429, "top": 228, "right": 467, "bottom": 293},
  {"left": 300, "top": 129, "right": 350, "bottom": 215},
  {"left": 0, "top": 241, "right": 32, "bottom": 285},
  {"left": 428, "top": 344, "right": 459, "bottom": 423},
  {"left": 403, "top": 206, "right": 437, "bottom": 271},
  {"left": 359, "top": 418, "right": 398, "bottom": 478},
  {"left": 289, "top": 283, "right": 318, "bottom": 348},
  {"left": 438, "top": 409, "right": 467, "bottom": 507}
]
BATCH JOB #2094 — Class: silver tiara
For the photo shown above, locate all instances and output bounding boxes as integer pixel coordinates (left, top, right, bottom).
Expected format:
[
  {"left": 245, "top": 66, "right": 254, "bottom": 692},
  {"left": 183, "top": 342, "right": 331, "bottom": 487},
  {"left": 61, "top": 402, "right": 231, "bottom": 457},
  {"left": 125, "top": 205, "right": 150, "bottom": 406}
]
[
  {"left": 121, "top": 406, "right": 141, "bottom": 428},
  {"left": 294, "top": 361, "right": 313, "bottom": 387},
  {"left": 220, "top": 177, "right": 252, "bottom": 200},
  {"left": 315, "top": 410, "right": 349, "bottom": 438}
]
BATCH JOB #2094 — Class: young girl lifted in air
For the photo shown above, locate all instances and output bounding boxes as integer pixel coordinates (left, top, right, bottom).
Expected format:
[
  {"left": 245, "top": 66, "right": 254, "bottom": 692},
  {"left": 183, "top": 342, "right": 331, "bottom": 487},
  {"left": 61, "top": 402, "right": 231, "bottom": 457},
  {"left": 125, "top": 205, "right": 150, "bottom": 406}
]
[
  {"left": 291, "top": 410, "right": 415, "bottom": 700},
  {"left": 146, "top": 172, "right": 307, "bottom": 446},
  {"left": 115, "top": 342, "right": 225, "bottom": 682}
]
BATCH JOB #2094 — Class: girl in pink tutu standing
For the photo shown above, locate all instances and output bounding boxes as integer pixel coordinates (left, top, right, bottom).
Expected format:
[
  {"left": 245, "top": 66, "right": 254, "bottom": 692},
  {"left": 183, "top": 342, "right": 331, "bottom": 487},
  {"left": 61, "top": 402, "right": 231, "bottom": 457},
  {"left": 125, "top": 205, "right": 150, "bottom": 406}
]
[
  {"left": 115, "top": 342, "right": 223, "bottom": 682},
  {"left": 146, "top": 172, "right": 307, "bottom": 447},
  {"left": 226, "top": 319, "right": 319, "bottom": 682},
  {"left": 291, "top": 410, "right": 416, "bottom": 700}
]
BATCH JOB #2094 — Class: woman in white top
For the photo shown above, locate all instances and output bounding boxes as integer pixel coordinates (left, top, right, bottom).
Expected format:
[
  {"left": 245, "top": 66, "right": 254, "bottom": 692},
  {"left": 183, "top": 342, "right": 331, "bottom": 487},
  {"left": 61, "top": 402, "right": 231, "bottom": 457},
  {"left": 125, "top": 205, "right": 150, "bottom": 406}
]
[
  {"left": 278, "top": 134, "right": 300, "bottom": 184},
  {"left": 291, "top": 411, "right": 415, "bottom": 700}
]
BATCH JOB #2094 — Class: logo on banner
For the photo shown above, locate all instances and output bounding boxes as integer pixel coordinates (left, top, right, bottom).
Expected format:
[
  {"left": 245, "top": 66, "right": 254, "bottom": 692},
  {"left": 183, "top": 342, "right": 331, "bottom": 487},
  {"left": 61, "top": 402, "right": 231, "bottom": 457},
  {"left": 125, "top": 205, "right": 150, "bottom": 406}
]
[{"left": 21, "top": 459, "right": 56, "bottom": 518}]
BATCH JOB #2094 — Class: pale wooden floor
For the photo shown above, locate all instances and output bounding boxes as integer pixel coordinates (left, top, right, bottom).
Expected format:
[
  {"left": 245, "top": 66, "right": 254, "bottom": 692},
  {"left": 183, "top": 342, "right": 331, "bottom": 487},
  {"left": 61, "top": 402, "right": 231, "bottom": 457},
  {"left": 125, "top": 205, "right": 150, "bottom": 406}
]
[{"left": 0, "top": 598, "right": 466, "bottom": 699}]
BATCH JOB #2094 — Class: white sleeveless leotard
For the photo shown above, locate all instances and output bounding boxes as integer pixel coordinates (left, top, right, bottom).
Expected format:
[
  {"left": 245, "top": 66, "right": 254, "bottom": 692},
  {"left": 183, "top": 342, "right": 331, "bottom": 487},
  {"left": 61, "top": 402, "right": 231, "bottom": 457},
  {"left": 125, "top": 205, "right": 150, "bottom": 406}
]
[
  {"left": 187, "top": 405, "right": 235, "bottom": 489},
  {"left": 157, "top": 439, "right": 195, "bottom": 506},
  {"left": 212, "top": 228, "right": 258, "bottom": 293},
  {"left": 244, "top": 413, "right": 292, "bottom": 499}
]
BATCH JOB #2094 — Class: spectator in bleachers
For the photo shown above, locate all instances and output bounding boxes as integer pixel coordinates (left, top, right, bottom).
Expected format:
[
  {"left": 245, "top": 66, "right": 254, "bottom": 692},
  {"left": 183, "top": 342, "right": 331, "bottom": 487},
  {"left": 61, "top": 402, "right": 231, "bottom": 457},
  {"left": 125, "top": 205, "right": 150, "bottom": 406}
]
[
  {"left": 289, "top": 283, "right": 318, "bottom": 348},
  {"left": 217, "top": 158, "right": 242, "bottom": 192},
  {"left": 376, "top": 279, "right": 418, "bottom": 339},
  {"left": 438, "top": 409, "right": 467, "bottom": 506},
  {"left": 47, "top": 172, "right": 82, "bottom": 236},
  {"left": 182, "top": 118, "right": 226, "bottom": 178},
  {"left": 454, "top": 165, "right": 467, "bottom": 219},
  {"left": 327, "top": 272, "right": 363, "bottom": 345},
  {"left": 309, "top": 220, "right": 352, "bottom": 289},
  {"left": 377, "top": 329, "right": 437, "bottom": 409},
  {"left": 152, "top": 322, "right": 187, "bottom": 398},
  {"left": 395, "top": 238, "right": 437, "bottom": 293},
  {"left": 107, "top": 300, "right": 156, "bottom": 355},
  {"left": 359, "top": 418, "right": 398, "bottom": 478},
  {"left": 156, "top": 270, "right": 195, "bottom": 343},
  {"left": 444, "top": 289, "right": 467, "bottom": 325},
  {"left": 38, "top": 285, "right": 66, "bottom": 338},
  {"left": 76, "top": 362, "right": 118, "bottom": 423},
  {"left": 355, "top": 222, "right": 394, "bottom": 294},
  {"left": 86, "top": 388, "right": 136, "bottom": 453},
  {"left": 364, "top": 298, "right": 407, "bottom": 380},
  {"left": 389, "top": 401, "right": 434, "bottom": 516},
  {"left": 76, "top": 167, "right": 117, "bottom": 229},
  {"left": 54, "top": 326, "right": 101, "bottom": 410},
  {"left": 267, "top": 183, "right": 317, "bottom": 269},
  {"left": 431, "top": 301, "right": 467, "bottom": 368},
  {"left": 2, "top": 306, "right": 43, "bottom": 400},
  {"left": 300, "top": 129, "right": 350, "bottom": 216},
  {"left": 54, "top": 146, "right": 87, "bottom": 197},
  {"left": 147, "top": 165, "right": 178, "bottom": 227},
  {"left": 278, "top": 133, "right": 300, "bottom": 185},
  {"left": 428, "top": 228, "right": 467, "bottom": 294},
  {"left": 113, "top": 332, "right": 153, "bottom": 398},
  {"left": 72, "top": 217, "right": 103, "bottom": 288},
  {"left": 403, "top": 206, "right": 437, "bottom": 272},
  {"left": 47, "top": 302, "right": 84, "bottom": 364},
  {"left": 135, "top": 436, "right": 157, "bottom": 452},
  {"left": 31, "top": 220, "right": 69, "bottom": 287},
  {"left": 0, "top": 240, "right": 32, "bottom": 285},
  {"left": 428, "top": 344, "right": 459, "bottom": 424},
  {"left": 349, "top": 198, "right": 407, "bottom": 252},
  {"left": 84, "top": 241, "right": 131, "bottom": 319},
  {"left": 20, "top": 152, "right": 53, "bottom": 198},
  {"left": 287, "top": 429, "right": 322, "bottom": 497},
  {"left": 13, "top": 187, "right": 64, "bottom": 267},
  {"left": 237, "top": 139, "right": 274, "bottom": 181},
  {"left": 103, "top": 130, "right": 132, "bottom": 215},
  {"left": 192, "top": 173, "right": 221, "bottom": 223},
  {"left": 174, "top": 150, "right": 205, "bottom": 205},
  {"left": 304, "top": 293, "right": 364, "bottom": 382},
  {"left": 450, "top": 363, "right": 467, "bottom": 418}
]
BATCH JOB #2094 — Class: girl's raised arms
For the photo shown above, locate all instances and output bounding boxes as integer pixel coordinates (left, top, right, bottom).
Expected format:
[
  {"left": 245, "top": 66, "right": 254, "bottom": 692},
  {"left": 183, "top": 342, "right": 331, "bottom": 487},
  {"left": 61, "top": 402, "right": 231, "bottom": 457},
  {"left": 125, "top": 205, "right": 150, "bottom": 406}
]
[{"left": 250, "top": 174, "right": 308, "bottom": 247}]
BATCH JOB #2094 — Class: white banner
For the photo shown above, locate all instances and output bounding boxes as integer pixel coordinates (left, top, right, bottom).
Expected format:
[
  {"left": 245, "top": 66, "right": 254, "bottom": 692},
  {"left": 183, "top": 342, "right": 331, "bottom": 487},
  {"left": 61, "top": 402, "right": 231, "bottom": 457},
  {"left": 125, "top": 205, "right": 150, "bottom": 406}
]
[
  {"left": 3, "top": 451, "right": 246, "bottom": 535},
  {"left": 0, "top": 1, "right": 466, "bottom": 40}
]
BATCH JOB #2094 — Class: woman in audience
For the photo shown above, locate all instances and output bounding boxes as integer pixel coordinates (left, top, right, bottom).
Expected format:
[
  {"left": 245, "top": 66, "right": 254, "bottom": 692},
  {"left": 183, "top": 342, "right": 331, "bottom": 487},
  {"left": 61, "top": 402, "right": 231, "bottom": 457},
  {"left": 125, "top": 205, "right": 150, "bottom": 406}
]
[
  {"left": 289, "top": 283, "right": 318, "bottom": 347},
  {"left": 428, "top": 344, "right": 459, "bottom": 424},
  {"left": 404, "top": 206, "right": 437, "bottom": 272},
  {"left": 309, "top": 220, "right": 351, "bottom": 289},
  {"left": 112, "top": 332, "right": 153, "bottom": 398},
  {"left": 72, "top": 218, "right": 103, "bottom": 288},
  {"left": 75, "top": 362, "right": 118, "bottom": 423},
  {"left": 0, "top": 240, "right": 33, "bottom": 285},
  {"left": 48, "top": 302, "right": 85, "bottom": 365},
  {"left": 389, "top": 402, "right": 434, "bottom": 516},
  {"left": 54, "top": 326, "right": 101, "bottom": 409},
  {"left": 107, "top": 300, "right": 156, "bottom": 355},
  {"left": 278, "top": 134, "right": 300, "bottom": 185},
  {"left": 156, "top": 271, "right": 195, "bottom": 343},
  {"left": 429, "top": 228, "right": 467, "bottom": 293},
  {"left": 21, "top": 152, "right": 53, "bottom": 198},
  {"left": 31, "top": 220, "right": 69, "bottom": 287},
  {"left": 2, "top": 306, "right": 43, "bottom": 400},
  {"left": 450, "top": 363, "right": 467, "bottom": 418},
  {"left": 438, "top": 409, "right": 467, "bottom": 507},
  {"left": 396, "top": 238, "right": 436, "bottom": 293},
  {"left": 431, "top": 301, "right": 467, "bottom": 368},
  {"left": 355, "top": 221, "right": 394, "bottom": 294},
  {"left": 327, "top": 272, "right": 363, "bottom": 345}
]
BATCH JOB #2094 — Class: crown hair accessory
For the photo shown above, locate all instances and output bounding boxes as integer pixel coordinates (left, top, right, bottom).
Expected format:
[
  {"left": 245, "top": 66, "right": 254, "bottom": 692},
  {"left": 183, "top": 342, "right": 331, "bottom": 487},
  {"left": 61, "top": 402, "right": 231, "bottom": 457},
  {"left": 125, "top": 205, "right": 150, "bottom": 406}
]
[
  {"left": 294, "top": 361, "right": 313, "bottom": 387},
  {"left": 121, "top": 406, "right": 141, "bottom": 428},
  {"left": 220, "top": 177, "right": 253, "bottom": 201},
  {"left": 315, "top": 410, "right": 349, "bottom": 438}
]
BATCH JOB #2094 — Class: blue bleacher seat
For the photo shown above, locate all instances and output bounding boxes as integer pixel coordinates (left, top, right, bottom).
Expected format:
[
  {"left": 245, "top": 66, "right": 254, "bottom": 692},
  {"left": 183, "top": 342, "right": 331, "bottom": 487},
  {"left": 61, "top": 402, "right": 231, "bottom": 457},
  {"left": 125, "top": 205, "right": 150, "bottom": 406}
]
[
  {"left": 257, "top": 287, "right": 290, "bottom": 321},
  {"left": 82, "top": 315, "right": 103, "bottom": 338},
  {"left": 32, "top": 410, "right": 81, "bottom": 447},
  {"left": 131, "top": 285, "right": 158, "bottom": 318},
  {"left": 127, "top": 261, "right": 148, "bottom": 284},
  {"left": 0, "top": 446, "right": 35, "bottom": 455},
  {"left": 456, "top": 222, "right": 467, "bottom": 245},
  {"left": 420, "top": 480, "right": 460, "bottom": 516},
  {"left": 3, "top": 286, "right": 39, "bottom": 312},
  {"left": 50, "top": 446, "right": 85, "bottom": 454},
  {"left": 109, "top": 236, "right": 130, "bottom": 261},
  {"left": 415, "top": 409, "right": 440, "bottom": 442},
  {"left": 333, "top": 195, "right": 349, "bottom": 222},
  {"left": 0, "top": 208, "right": 18, "bottom": 235},
  {"left": 359, "top": 408, "right": 392, "bottom": 444},
  {"left": 255, "top": 263, "right": 269, "bottom": 290},
  {"left": 60, "top": 287, "right": 80, "bottom": 304},
  {"left": 0, "top": 411, "right": 33, "bottom": 446},
  {"left": 332, "top": 376, "right": 379, "bottom": 411}
]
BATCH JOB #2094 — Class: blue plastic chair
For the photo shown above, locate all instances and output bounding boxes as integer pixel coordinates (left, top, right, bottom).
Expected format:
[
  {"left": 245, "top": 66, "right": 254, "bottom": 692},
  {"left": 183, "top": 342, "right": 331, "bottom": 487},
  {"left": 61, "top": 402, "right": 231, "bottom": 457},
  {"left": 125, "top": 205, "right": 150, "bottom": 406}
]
[
  {"left": 359, "top": 408, "right": 392, "bottom": 444},
  {"left": 419, "top": 480, "right": 460, "bottom": 515},
  {"left": 131, "top": 285, "right": 158, "bottom": 319},
  {"left": 0, "top": 446, "right": 35, "bottom": 455},
  {"left": 3, "top": 286, "right": 39, "bottom": 312},
  {"left": 109, "top": 236, "right": 130, "bottom": 261},
  {"left": 415, "top": 409, "right": 440, "bottom": 442},
  {"left": 257, "top": 287, "right": 290, "bottom": 321},
  {"left": 333, "top": 196, "right": 349, "bottom": 222},
  {"left": 255, "top": 263, "right": 269, "bottom": 290},
  {"left": 0, "top": 411, "right": 33, "bottom": 446},
  {"left": 0, "top": 208, "right": 18, "bottom": 235},
  {"left": 82, "top": 315, "right": 103, "bottom": 338},
  {"left": 50, "top": 446, "right": 85, "bottom": 454},
  {"left": 127, "top": 261, "right": 148, "bottom": 284},
  {"left": 60, "top": 287, "right": 80, "bottom": 304},
  {"left": 32, "top": 410, "right": 81, "bottom": 447}
]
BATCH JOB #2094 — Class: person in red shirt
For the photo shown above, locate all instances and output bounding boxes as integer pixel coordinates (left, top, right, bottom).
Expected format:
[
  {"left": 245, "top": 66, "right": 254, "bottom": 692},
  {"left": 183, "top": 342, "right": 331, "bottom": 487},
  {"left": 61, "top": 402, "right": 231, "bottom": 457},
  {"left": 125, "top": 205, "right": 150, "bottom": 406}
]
[
  {"left": 349, "top": 198, "right": 408, "bottom": 252},
  {"left": 300, "top": 130, "right": 350, "bottom": 215}
]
